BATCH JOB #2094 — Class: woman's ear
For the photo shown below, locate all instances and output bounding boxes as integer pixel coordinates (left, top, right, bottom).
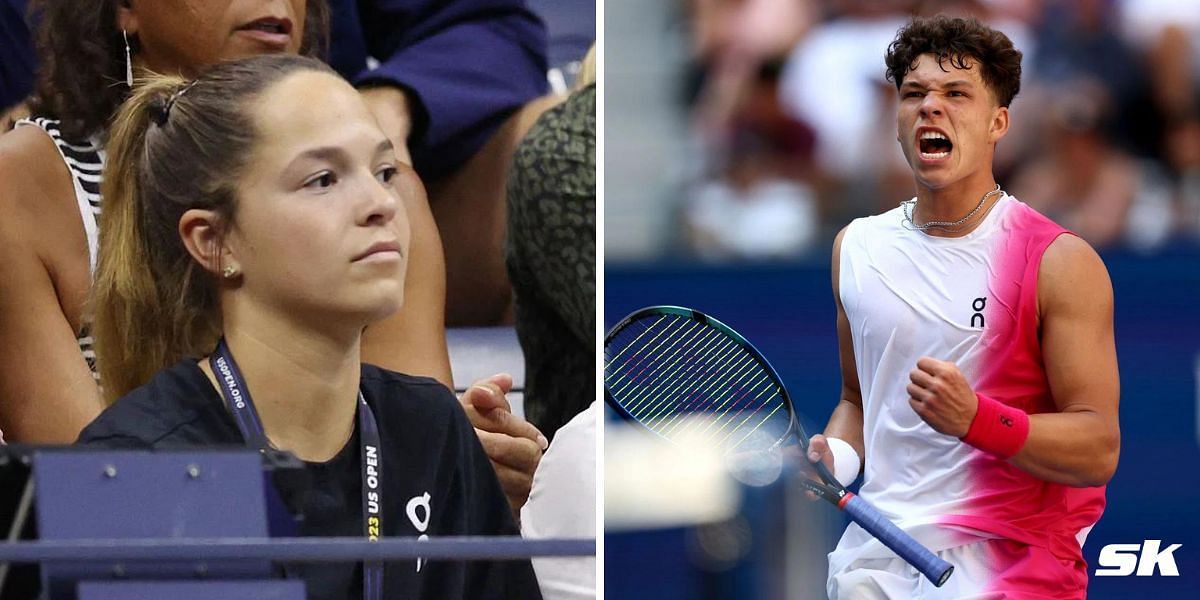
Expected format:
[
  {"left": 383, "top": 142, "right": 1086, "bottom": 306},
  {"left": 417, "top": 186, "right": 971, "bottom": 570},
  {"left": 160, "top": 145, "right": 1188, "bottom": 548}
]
[{"left": 179, "top": 209, "right": 236, "bottom": 277}]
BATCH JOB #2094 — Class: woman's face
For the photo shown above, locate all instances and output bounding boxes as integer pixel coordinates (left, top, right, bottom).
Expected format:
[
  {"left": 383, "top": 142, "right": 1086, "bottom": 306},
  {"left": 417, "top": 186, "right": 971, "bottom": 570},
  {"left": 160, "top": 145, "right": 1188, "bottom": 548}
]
[
  {"left": 224, "top": 70, "right": 415, "bottom": 327},
  {"left": 119, "top": 0, "right": 306, "bottom": 76}
]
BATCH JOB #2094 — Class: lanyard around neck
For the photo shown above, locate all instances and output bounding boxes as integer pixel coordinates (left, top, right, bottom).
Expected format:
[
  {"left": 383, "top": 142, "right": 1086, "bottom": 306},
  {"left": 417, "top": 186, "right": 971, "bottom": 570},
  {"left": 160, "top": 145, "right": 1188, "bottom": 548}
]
[{"left": 209, "top": 338, "right": 384, "bottom": 600}]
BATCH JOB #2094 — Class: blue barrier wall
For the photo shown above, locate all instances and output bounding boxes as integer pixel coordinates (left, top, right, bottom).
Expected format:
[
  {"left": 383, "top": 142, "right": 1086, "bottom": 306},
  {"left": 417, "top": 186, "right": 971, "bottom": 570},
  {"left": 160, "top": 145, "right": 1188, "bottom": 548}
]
[{"left": 605, "top": 245, "right": 1200, "bottom": 597}]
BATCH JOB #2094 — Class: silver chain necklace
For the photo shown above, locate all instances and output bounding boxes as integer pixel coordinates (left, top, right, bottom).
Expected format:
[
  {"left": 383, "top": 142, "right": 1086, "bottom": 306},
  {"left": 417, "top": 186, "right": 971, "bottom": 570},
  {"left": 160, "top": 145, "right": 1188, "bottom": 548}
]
[{"left": 901, "top": 184, "right": 1004, "bottom": 232}]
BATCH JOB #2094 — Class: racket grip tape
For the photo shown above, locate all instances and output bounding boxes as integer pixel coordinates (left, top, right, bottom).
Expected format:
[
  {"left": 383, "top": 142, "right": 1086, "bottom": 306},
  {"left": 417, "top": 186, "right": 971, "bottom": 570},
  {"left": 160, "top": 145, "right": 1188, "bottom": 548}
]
[{"left": 840, "top": 494, "right": 954, "bottom": 587}]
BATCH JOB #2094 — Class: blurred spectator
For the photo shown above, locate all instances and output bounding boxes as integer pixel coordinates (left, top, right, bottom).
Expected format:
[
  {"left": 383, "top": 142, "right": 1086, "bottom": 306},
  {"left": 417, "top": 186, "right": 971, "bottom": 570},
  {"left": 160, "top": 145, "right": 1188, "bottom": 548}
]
[
  {"left": 677, "top": 0, "right": 821, "bottom": 259},
  {"left": 684, "top": 60, "right": 821, "bottom": 259},
  {"left": 684, "top": 0, "right": 815, "bottom": 155},
  {"left": 686, "top": 0, "right": 814, "bottom": 70},
  {"left": 778, "top": 4, "right": 910, "bottom": 184},
  {"left": 1117, "top": 0, "right": 1200, "bottom": 240},
  {"left": 684, "top": 166, "right": 820, "bottom": 259},
  {"left": 1117, "top": 0, "right": 1199, "bottom": 118},
  {"left": 1009, "top": 83, "right": 1174, "bottom": 250},
  {"left": 1024, "top": 0, "right": 1146, "bottom": 168},
  {"left": 1173, "top": 113, "right": 1200, "bottom": 240},
  {"left": 1032, "top": 0, "right": 1140, "bottom": 113}
]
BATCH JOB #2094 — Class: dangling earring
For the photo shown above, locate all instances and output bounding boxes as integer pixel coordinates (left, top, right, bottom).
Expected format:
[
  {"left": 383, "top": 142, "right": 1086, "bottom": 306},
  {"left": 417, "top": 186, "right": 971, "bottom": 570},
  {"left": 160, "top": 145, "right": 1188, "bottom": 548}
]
[
  {"left": 123, "top": 30, "right": 134, "bottom": 87},
  {"left": 222, "top": 266, "right": 238, "bottom": 279}
]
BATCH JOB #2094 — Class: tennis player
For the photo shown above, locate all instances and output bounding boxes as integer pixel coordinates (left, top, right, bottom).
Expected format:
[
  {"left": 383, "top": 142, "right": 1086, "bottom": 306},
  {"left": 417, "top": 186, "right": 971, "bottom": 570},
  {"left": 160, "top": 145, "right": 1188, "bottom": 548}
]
[{"left": 806, "top": 16, "right": 1120, "bottom": 599}]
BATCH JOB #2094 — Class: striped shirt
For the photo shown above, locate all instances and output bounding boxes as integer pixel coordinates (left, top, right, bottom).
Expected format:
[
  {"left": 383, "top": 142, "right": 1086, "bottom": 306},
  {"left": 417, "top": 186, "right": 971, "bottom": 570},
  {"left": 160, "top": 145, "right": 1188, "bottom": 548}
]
[{"left": 15, "top": 117, "right": 103, "bottom": 379}]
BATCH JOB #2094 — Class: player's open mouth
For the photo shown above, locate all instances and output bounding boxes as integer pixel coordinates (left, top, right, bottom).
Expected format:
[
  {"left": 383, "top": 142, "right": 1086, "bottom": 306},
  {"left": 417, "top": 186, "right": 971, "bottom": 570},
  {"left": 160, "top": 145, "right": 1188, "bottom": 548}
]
[{"left": 918, "top": 129, "right": 953, "bottom": 160}]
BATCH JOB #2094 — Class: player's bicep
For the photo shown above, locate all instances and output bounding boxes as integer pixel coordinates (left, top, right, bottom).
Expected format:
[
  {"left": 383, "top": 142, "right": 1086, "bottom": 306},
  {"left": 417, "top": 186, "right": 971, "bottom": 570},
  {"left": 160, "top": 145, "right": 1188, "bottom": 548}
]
[
  {"left": 1038, "top": 235, "right": 1119, "bottom": 424},
  {"left": 832, "top": 226, "right": 862, "bottom": 407},
  {"left": 836, "top": 305, "right": 863, "bottom": 405}
]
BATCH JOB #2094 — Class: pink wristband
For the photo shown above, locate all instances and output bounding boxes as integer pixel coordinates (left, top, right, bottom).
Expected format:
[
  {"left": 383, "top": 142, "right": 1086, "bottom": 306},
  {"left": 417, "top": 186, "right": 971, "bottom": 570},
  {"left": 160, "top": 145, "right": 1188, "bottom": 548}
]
[{"left": 961, "top": 394, "right": 1029, "bottom": 459}]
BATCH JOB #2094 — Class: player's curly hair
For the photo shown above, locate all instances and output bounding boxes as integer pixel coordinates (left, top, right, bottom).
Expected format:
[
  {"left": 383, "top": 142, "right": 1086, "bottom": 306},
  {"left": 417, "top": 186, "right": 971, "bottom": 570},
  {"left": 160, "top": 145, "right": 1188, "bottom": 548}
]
[
  {"left": 25, "top": 0, "right": 330, "bottom": 141},
  {"left": 885, "top": 15, "right": 1022, "bottom": 107}
]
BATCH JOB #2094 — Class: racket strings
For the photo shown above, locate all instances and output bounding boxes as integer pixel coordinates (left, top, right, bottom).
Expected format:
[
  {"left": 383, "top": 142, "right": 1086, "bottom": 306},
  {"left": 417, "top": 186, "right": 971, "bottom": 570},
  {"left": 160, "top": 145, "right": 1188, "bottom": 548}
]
[
  {"left": 638, "top": 332, "right": 752, "bottom": 431},
  {"left": 611, "top": 317, "right": 746, "bottom": 425},
  {"left": 607, "top": 319, "right": 727, "bottom": 413},
  {"left": 707, "top": 381, "right": 785, "bottom": 450},
  {"left": 604, "top": 315, "right": 689, "bottom": 391},
  {"left": 603, "top": 314, "right": 669, "bottom": 370},
  {"left": 605, "top": 314, "right": 791, "bottom": 453},
  {"left": 664, "top": 351, "right": 771, "bottom": 439}
]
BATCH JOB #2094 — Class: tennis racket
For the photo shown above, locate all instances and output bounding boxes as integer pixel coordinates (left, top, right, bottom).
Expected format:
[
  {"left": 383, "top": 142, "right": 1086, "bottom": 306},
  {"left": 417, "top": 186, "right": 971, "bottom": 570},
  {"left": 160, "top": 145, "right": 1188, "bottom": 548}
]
[{"left": 604, "top": 305, "right": 953, "bottom": 587}]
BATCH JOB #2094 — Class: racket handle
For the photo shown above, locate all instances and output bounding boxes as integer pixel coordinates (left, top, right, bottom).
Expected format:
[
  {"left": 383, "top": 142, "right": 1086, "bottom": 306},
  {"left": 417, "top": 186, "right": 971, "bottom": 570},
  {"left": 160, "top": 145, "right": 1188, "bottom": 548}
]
[{"left": 840, "top": 494, "right": 954, "bottom": 587}]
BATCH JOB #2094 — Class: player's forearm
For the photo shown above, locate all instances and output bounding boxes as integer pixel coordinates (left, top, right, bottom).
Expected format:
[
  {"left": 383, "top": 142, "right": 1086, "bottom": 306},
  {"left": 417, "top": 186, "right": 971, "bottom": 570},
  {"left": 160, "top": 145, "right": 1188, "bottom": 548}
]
[
  {"left": 1007, "top": 409, "right": 1119, "bottom": 487},
  {"left": 824, "top": 395, "right": 865, "bottom": 457}
]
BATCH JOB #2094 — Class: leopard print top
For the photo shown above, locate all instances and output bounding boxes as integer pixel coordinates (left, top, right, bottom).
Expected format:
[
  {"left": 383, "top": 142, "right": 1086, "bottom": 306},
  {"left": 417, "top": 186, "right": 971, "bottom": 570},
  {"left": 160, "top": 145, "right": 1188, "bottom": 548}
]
[{"left": 505, "top": 84, "right": 596, "bottom": 440}]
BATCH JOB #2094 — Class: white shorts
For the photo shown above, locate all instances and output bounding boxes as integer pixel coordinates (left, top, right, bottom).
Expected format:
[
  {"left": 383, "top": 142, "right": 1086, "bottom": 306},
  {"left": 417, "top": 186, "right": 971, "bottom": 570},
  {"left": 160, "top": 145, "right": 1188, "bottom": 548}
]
[{"left": 828, "top": 536, "right": 1085, "bottom": 600}]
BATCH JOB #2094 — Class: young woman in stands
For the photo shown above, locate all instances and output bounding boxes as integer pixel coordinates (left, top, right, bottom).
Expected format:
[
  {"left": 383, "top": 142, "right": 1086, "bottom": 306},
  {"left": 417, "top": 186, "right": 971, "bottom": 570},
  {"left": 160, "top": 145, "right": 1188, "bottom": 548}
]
[
  {"left": 0, "top": 0, "right": 543, "bottom": 515},
  {"left": 77, "top": 54, "right": 541, "bottom": 600}
]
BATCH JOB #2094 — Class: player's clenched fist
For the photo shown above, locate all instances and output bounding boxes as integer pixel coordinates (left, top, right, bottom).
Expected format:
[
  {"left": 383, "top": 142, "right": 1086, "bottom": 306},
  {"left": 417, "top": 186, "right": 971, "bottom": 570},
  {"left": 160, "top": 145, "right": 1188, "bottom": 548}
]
[{"left": 907, "top": 357, "right": 978, "bottom": 437}]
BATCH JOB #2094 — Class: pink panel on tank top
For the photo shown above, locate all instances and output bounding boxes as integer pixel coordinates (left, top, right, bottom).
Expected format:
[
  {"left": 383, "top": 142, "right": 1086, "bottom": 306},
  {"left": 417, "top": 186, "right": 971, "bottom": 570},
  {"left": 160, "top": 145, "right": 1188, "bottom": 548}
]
[{"left": 938, "top": 202, "right": 1104, "bottom": 596}]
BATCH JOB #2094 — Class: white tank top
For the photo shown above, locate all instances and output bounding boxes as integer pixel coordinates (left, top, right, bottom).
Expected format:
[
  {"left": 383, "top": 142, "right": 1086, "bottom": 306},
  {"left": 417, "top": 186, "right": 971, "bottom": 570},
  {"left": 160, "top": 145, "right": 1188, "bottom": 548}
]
[
  {"left": 839, "top": 195, "right": 1013, "bottom": 528},
  {"left": 832, "top": 193, "right": 1105, "bottom": 576}
]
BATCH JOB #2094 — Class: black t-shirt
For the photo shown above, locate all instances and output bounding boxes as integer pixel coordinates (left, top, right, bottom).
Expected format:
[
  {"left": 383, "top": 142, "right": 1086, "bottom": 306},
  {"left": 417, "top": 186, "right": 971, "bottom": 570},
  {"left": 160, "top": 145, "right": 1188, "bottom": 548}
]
[{"left": 77, "top": 359, "right": 542, "bottom": 600}]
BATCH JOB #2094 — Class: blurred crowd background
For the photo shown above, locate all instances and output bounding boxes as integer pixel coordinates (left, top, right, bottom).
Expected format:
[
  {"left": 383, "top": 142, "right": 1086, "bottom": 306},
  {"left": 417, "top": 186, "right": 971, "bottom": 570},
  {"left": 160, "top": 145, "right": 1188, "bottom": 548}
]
[{"left": 607, "top": 0, "right": 1200, "bottom": 261}]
